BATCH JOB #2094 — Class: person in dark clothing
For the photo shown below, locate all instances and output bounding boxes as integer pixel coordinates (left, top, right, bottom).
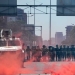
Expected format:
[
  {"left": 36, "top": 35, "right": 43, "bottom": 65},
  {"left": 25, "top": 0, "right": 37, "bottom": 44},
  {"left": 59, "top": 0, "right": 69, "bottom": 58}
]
[
  {"left": 66, "top": 46, "right": 71, "bottom": 60},
  {"left": 48, "top": 46, "right": 55, "bottom": 61},
  {"left": 55, "top": 45, "right": 59, "bottom": 61},
  {"left": 42, "top": 45, "right": 47, "bottom": 56},
  {"left": 48, "top": 46, "right": 52, "bottom": 61},
  {"left": 31, "top": 46, "right": 36, "bottom": 56},
  {"left": 31, "top": 46, "right": 38, "bottom": 62},
  {"left": 71, "top": 45, "right": 75, "bottom": 61},
  {"left": 58, "top": 45, "right": 62, "bottom": 61},
  {"left": 35, "top": 46, "right": 42, "bottom": 62},
  {"left": 26, "top": 46, "right": 31, "bottom": 60},
  {"left": 62, "top": 45, "right": 66, "bottom": 61},
  {"left": 73, "top": 46, "right": 75, "bottom": 61},
  {"left": 41, "top": 45, "right": 49, "bottom": 62}
]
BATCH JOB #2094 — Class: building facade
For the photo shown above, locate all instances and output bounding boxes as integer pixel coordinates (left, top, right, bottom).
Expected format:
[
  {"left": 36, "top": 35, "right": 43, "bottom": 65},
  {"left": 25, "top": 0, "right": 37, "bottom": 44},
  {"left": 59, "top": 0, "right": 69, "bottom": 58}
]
[
  {"left": 51, "top": 38, "right": 55, "bottom": 46},
  {"left": 36, "top": 36, "right": 42, "bottom": 48},
  {"left": 7, "top": 8, "right": 27, "bottom": 25},
  {"left": 55, "top": 32, "right": 63, "bottom": 45},
  {"left": 66, "top": 26, "right": 73, "bottom": 39},
  {"left": 7, "top": 17, "right": 16, "bottom": 22},
  {"left": 22, "top": 24, "right": 35, "bottom": 47}
]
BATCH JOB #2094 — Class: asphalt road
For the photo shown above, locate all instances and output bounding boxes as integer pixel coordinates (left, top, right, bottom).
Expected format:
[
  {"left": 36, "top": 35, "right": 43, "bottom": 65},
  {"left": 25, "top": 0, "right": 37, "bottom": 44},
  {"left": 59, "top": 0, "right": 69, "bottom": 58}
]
[
  {"left": 21, "top": 74, "right": 50, "bottom": 75},
  {"left": 18, "top": 62, "right": 75, "bottom": 75}
]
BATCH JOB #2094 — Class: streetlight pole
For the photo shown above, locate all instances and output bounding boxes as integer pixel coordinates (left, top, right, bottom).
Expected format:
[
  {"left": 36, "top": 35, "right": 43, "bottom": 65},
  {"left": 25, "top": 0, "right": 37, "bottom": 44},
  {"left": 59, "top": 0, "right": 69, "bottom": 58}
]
[
  {"left": 49, "top": 0, "right": 51, "bottom": 45},
  {"left": 41, "top": 26, "right": 42, "bottom": 47},
  {"left": 41, "top": 26, "right": 42, "bottom": 40},
  {"left": 34, "top": 0, "right": 36, "bottom": 46},
  {"left": 27, "top": 12, "right": 34, "bottom": 46},
  {"left": 34, "top": 0, "right": 35, "bottom": 25}
]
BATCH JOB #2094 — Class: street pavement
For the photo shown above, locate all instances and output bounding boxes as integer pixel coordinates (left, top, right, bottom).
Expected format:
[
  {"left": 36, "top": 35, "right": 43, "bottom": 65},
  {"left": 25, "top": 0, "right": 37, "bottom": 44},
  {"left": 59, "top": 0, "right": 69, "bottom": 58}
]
[
  {"left": 17, "top": 61, "right": 75, "bottom": 75},
  {"left": 21, "top": 74, "right": 50, "bottom": 75}
]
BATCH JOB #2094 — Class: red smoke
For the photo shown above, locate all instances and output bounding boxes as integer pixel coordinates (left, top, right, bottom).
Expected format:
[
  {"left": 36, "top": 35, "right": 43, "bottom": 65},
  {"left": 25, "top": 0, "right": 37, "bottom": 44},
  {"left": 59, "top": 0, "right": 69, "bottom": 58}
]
[
  {"left": 1, "top": 32, "right": 75, "bottom": 75},
  {"left": 22, "top": 51, "right": 75, "bottom": 75},
  {"left": 43, "top": 62, "right": 75, "bottom": 75},
  {"left": 13, "top": 32, "right": 22, "bottom": 38},
  {"left": 1, "top": 50, "right": 75, "bottom": 75},
  {"left": 0, "top": 51, "right": 23, "bottom": 75}
]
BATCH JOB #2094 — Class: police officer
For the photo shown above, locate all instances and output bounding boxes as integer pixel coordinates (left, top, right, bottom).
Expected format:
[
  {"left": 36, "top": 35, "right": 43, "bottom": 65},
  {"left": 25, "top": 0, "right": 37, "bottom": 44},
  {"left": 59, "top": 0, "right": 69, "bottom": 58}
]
[
  {"left": 31, "top": 46, "right": 37, "bottom": 62},
  {"left": 66, "top": 46, "right": 71, "bottom": 60},
  {"left": 48, "top": 46, "right": 52, "bottom": 61},
  {"left": 62, "top": 45, "right": 66, "bottom": 61},
  {"left": 59, "top": 45, "right": 62, "bottom": 61},
  {"left": 26, "top": 46, "right": 31, "bottom": 60},
  {"left": 42, "top": 45, "right": 47, "bottom": 57},
  {"left": 49, "top": 46, "right": 55, "bottom": 61},
  {"left": 71, "top": 45, "right": 75, "bottom": 61},
  {"left": 55, "top": 45, "right": 59, "bottom": 61},
  {"left": 73, "top": 45, "right": 75, "bottom": 61},
  {"left": 36, "top": 46, "right": 41, "bottom": 62}
]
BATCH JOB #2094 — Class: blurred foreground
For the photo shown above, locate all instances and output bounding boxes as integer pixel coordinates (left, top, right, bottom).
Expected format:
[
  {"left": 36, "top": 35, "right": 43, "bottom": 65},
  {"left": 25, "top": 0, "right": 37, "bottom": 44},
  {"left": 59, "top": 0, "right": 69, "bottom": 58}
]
[{"left": 18, "top": 62, "right": 75, "bottom": 75}]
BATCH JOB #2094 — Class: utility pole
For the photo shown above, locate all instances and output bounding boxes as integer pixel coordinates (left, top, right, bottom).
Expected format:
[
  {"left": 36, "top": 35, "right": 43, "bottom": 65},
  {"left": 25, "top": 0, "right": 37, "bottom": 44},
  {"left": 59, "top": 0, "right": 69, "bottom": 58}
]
[
  {"left": 41, "top": 26, "right": 42, "bottom": 40},
  {"left": 34, "top": 0, "right": 35, "bottom": 26},
  {"left": 41, "top": 26, "right": 42, "bottom": 47},
  {"left": 34, "top": 0, "right": 36, "bottom": 46},
  {"left": 49, "top": 0, "right": 51, "bottom": 45}
]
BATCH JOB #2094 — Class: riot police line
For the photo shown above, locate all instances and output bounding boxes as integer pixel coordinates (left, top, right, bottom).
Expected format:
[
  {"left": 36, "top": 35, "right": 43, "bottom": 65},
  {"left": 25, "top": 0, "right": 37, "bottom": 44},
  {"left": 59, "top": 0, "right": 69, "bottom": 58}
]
[{"left": 23, "top": 45, "right": 75, "bottom": 62}]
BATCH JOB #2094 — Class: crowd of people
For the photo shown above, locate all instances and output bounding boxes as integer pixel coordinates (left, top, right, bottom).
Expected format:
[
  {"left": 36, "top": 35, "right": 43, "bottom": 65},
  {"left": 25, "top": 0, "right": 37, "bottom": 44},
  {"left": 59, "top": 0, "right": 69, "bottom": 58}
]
[{"left": 23, "top": 45, "right": 75, "bottom": 62}]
